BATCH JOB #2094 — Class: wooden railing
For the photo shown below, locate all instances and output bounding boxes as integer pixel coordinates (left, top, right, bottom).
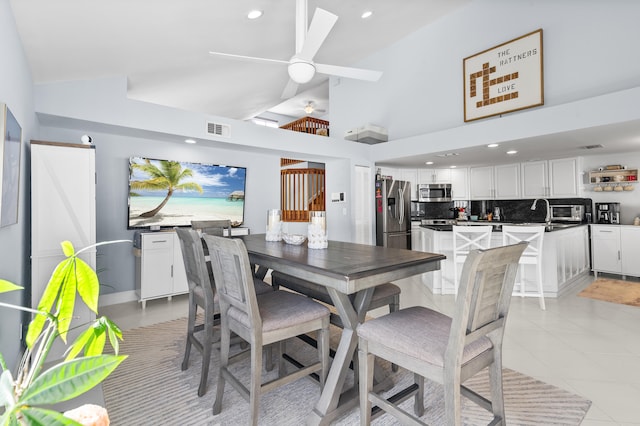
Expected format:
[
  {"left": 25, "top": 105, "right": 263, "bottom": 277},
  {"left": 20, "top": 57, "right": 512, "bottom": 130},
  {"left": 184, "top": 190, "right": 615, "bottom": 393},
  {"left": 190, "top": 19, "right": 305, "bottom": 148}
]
[
  {"left": 280, "top": 117, "right": 329, "bottom": 136},
  {"left": 281, "top": 168, "right": 326, "bottom": 222}
]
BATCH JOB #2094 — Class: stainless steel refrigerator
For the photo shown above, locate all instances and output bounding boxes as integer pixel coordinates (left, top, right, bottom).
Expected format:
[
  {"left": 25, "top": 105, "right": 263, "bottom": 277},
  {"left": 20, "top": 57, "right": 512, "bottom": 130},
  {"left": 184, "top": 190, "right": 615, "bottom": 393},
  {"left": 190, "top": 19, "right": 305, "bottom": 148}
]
[{"left": 375, "top": 179, "right": 411, "bottom": 249}]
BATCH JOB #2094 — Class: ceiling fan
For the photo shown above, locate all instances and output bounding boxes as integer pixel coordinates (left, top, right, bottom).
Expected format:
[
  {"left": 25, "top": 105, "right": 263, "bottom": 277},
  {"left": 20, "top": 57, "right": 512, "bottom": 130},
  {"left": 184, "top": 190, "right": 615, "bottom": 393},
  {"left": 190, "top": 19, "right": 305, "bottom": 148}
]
[
  {"left": 303, "top": 101, "right": 326, "bottom": 115},
  {"left": 209, "top": 0, "right": 382, "bottom": 99}
]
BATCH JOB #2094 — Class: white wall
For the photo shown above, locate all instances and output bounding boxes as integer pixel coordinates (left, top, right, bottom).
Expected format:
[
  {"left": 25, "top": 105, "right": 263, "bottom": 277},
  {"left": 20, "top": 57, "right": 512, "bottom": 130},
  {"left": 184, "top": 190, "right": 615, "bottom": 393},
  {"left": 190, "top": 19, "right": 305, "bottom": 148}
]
[
  {"left": 582, "top": 154, "right": 640, "bottom": 225},
  {"left": 331, "top": 0, "right": 640, "bottom": 157},
  {"left": 0, "top": 0, "right": 37, "bottom": 370}
]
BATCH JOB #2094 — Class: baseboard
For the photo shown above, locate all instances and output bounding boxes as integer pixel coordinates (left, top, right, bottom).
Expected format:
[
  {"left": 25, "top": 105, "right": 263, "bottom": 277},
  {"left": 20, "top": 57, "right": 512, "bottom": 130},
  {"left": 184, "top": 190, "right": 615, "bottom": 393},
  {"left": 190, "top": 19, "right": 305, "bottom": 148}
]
[{"left": 99, "top": 290, "right": 138, "bottom": 307}]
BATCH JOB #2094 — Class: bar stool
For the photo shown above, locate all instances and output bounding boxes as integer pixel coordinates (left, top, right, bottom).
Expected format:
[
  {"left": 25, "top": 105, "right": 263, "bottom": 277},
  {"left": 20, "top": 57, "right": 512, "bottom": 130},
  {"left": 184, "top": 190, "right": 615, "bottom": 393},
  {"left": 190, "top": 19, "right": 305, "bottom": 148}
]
[
  {"left": 502, "top": 225, "right": 546, "bottom": 310},
  {"left": 452, "top": 225, "right": 492, "bottom": 295}
]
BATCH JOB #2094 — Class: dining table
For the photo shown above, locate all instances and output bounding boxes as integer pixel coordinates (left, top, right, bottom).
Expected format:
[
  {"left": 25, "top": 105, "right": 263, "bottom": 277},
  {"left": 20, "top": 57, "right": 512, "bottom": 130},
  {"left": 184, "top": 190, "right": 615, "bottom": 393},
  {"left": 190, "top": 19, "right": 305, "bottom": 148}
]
[{"left": 239, "top": 234, "right": 445, "bottom": 425}]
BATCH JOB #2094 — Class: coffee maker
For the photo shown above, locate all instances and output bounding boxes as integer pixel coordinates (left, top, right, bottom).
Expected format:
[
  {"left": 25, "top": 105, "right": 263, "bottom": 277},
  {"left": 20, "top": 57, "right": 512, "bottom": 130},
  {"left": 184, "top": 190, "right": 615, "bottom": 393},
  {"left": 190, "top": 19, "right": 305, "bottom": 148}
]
[{"left": 595, "top": 202, "right": 620, "bottom": 224}]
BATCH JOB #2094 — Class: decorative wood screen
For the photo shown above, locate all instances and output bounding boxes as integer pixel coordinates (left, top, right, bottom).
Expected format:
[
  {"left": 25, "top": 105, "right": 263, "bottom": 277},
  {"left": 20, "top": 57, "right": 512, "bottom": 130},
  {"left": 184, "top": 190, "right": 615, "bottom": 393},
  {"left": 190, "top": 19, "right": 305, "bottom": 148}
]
[{"left": 281, "top": 168, "right": 325, "bottom": 222}]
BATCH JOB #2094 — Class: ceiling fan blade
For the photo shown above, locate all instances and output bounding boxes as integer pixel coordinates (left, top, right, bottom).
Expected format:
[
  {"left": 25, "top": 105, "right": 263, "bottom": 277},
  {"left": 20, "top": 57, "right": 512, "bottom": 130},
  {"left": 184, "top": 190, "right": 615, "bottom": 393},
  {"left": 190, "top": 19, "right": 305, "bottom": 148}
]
[
  {"left": 281, "top": 79, "right": 299, "bottom": 99},
  {"left": 298, "top": 8, "right": 338, "bottom": 61},
  {"left": 315, "top": 63, "right": 383, "bottom": 81},
  {"left": 209, "top": 51, "right": 288, "bottom": 65}
]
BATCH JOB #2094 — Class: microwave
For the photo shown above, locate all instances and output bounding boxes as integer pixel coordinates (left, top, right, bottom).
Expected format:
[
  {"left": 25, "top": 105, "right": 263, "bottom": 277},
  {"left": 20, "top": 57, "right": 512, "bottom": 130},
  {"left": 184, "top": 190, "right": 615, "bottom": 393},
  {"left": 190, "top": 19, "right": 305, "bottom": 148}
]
[
  {"left": 417, "top": 183, "right": 452, "bottom": 202},
  {"left": 550, "top": 204, "right": 584, "bottom": 222}
]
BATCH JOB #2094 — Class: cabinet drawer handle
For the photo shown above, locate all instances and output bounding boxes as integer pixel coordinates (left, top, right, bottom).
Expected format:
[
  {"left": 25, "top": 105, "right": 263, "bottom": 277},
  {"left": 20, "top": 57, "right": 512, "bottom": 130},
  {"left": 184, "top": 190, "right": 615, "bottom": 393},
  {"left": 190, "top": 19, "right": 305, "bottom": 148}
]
[
  {"left": 152, "top": 240, "right": 168, "bottom": 243},
  {"left": 598, "top": 230, "right": 612, "bottom": 233}
]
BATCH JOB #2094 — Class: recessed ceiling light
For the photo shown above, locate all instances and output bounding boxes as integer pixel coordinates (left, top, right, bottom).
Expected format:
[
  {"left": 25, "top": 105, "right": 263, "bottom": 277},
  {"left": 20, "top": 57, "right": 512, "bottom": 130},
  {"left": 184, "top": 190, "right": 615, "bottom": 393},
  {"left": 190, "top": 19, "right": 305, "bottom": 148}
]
[
  {"left": 450, "top": 165, "right": 457, "bottom": 169},
  {"left": 487, "top": 143, "right": 499, "bottom": 148},
  {"left": 506, "top": 150, "right": 518, "bottom": 155},
  {"left": 185, "top": 139, "right": 196, "bottom": 144},
  {"left": 361, "top": 10, "right": 373, "bottom": 19},
  {"left": 425, "top": 161, "right": 434, "bottom": 165},
  {"left": 247, "top": 10, "right": 263, "bottom": 19}
]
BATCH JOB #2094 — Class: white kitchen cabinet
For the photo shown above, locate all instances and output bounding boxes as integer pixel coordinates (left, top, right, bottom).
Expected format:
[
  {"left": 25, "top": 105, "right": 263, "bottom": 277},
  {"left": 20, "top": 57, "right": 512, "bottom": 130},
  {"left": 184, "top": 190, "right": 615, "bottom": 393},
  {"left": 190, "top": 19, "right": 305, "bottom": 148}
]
[
  {"left": 591, "top": 225, "right": 621, "bottom": 276},
  {"left": 621, "top": 227, "right": 640, "bottom": 277},
  {"left": 450, "top": 167, "right": 469, "bottom": 200},
  {"left": 549, "top": 157, "right": 581, "bottom": 197},
  {"left": 418, "top": 168, "right": 451, "bottom": 184},
  {"left": 469, "top": 164, "right": 519, "bottom": 199},
  {"left": 592, "top": 225, "right": 640, "bottom": 279},
  {"left": 469, "top": 166, "right": 494, "bottom": 199},
  {"left": 135, "top": 231, "right": 188, "bottom": 308},
  {"left": 398, "top": 169, "right": 418, "bottom": 200},
  {"left": 521, "top": 157, "right": 581, "bottom": 198},
  {"left": 31, "top": 141, "right": 96, "bottom": 360}
]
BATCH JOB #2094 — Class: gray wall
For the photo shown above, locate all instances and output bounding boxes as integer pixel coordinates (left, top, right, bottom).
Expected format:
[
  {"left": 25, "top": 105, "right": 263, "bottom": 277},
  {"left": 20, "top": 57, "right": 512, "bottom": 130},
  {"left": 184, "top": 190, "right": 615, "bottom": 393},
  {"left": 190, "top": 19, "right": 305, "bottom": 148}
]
[{"left": 0, "top": 0, "right": 37, "bottom": 370}]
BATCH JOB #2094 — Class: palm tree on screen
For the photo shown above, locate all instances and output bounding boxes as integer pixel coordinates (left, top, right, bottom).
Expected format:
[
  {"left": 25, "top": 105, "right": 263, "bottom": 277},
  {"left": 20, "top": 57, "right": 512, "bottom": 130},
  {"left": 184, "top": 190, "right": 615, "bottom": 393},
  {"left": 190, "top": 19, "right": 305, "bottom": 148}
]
[{"left": 130, "top": 159, "right": 203, "bottom": 218}]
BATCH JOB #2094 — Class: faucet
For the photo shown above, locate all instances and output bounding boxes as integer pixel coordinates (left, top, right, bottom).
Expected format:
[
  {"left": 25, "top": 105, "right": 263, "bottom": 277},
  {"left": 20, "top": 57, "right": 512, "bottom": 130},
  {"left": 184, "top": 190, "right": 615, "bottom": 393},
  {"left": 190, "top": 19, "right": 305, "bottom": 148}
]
[{"left": 531, "top": 198, "right": 551, "bottom": 225}]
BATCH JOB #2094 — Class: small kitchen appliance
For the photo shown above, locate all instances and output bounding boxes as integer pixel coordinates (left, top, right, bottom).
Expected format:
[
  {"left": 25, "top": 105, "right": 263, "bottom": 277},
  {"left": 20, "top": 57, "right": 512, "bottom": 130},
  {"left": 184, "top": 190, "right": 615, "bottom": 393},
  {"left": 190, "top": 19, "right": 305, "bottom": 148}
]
[
  {"left": 595, "top": 202, "right": 620, "bottom": 224},
  {"left": 550, "top": 204, "right": 584, "bottom": 222},
  {"left": 417, "top": 183, "right": 452, "bottom": 202}
]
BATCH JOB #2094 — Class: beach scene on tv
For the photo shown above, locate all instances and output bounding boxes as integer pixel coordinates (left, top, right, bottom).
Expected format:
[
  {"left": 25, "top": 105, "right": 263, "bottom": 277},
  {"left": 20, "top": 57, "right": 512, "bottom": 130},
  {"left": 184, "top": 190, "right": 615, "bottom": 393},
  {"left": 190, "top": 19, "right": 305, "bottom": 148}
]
[{"left": 128, "top": 157, "right": 246, "bottom": 229}]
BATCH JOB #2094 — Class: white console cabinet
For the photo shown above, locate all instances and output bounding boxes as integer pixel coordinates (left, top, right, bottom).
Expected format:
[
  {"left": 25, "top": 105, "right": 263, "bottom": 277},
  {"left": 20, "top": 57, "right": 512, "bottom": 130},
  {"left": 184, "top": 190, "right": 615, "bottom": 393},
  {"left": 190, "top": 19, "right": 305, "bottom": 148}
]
[
  {"left": 591, "top": 225, "right": 640, "bottom": 279},
  {"left": 134, "top": 227, "right": 251, "bottom": 308}
]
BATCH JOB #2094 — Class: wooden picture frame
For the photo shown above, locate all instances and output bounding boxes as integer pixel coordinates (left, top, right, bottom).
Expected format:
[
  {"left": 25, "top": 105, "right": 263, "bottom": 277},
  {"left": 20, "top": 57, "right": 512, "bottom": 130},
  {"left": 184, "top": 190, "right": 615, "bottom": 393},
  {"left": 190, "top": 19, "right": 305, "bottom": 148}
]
[
  {"left": 0, "top": 103, "right": 22, "bottom": 227},
  {"left": 463, "top": 29, "right": 543, "bottom": 122}
]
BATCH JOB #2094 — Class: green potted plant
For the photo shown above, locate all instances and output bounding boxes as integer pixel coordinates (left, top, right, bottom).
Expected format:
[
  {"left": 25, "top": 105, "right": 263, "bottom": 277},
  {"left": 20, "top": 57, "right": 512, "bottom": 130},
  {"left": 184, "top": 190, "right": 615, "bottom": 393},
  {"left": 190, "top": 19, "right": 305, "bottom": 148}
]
[{"left": 0, "top": 240, "right": 130, "bottom": 425}]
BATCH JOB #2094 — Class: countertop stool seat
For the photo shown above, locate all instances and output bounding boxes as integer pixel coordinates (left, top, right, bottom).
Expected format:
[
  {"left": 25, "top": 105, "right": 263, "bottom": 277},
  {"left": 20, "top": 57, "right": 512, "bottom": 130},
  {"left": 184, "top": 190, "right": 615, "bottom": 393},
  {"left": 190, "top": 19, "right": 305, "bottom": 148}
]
[
  {"left": 357, "top": 242, "right": 527, "bottom": 426},
  {"left": 452, "top": 225, "right": 493, "bottom": 296},
  {"left": 502, "top": 225, "right": 546, "bottom": 310}
]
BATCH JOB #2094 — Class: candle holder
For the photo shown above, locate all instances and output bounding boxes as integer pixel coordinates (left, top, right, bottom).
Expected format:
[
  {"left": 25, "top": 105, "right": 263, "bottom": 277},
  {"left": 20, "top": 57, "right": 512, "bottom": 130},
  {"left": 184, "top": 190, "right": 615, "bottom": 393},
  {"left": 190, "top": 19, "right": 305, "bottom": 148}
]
[
  {"left": 266, "top": 209, "right": 282, "bottom": 241},
  {"left": 308, "top": 211, "right": 328, "bottom": 249}
]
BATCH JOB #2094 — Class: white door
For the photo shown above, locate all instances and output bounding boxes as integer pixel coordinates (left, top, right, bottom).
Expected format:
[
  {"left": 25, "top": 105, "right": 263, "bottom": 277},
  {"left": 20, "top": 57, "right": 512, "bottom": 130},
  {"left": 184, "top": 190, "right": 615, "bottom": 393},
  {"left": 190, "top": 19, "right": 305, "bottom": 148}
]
[
  {"left": 354, "top": 165, "right": 372, "bottom": 245},
  {"left": 591, "top": 225, "right": 621, "bottom": 274},
  {"left": 31, "top": 141, "right": 96, "bottom": 360},
  {"left": 469, "top": 166, "right": 494, "bottom": 199},
  {"left": 450, "top": 168, "right": 469, "bottom": 200},
  {"left": 494, "top": 164, "right": 520, "bottom": 199},
  {"left": 549, "top": 157, "right": 580, "bottom": 197},
  {"left": 621, "top": 227, "right": 640, "bottom": 277},
  {"left": 521, "top": 161, "right": 548, "bottom": 198}
]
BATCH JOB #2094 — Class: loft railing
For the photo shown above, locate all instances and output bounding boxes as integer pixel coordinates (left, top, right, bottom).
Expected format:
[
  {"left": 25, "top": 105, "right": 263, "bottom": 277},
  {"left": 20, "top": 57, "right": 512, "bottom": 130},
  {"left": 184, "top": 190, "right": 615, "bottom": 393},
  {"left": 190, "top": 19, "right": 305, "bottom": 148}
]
[
  {"left": 281, "top": 168, "right": 326, "bottom": 222},
  {"left": 280, "top": 117, "right": 329, "bottom": 136}
]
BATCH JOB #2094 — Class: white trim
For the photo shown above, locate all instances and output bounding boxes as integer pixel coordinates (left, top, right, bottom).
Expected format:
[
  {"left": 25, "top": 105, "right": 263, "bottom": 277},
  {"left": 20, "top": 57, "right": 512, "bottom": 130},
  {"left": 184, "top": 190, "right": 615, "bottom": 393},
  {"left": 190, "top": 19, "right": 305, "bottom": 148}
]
[{"left": 99, "top": 290, "right": 138, "bottom": 307}]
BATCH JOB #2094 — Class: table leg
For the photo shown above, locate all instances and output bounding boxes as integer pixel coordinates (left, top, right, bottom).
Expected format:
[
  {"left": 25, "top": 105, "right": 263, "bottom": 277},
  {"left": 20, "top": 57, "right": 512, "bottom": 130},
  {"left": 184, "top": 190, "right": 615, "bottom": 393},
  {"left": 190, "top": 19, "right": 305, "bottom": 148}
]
[{"left": 307, "top": 287, "right": 374, "bottom": 425}]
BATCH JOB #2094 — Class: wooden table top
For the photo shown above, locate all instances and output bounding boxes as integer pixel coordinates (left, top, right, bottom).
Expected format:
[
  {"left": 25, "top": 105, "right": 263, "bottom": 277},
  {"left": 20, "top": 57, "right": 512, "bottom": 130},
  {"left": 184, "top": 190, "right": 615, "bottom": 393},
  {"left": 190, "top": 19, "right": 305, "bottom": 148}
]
[{"left": 240, "top": 234, "right": 445, "bottom": 294}]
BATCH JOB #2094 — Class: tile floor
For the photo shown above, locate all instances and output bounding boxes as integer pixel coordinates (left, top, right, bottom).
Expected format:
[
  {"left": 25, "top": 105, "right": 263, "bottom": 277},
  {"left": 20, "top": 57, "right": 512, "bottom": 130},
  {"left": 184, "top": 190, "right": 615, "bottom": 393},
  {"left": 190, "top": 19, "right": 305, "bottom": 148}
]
[{"left": 100, "top": 273, "right": 640, "bottom": 425}]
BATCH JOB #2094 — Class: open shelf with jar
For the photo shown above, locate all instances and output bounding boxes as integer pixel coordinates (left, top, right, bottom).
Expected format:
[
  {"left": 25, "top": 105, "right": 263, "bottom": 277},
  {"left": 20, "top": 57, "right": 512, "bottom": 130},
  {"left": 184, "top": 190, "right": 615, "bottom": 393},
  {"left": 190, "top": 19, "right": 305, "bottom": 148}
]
[{"left": 588, "top": 168, "right": 637, "bottom": 192}]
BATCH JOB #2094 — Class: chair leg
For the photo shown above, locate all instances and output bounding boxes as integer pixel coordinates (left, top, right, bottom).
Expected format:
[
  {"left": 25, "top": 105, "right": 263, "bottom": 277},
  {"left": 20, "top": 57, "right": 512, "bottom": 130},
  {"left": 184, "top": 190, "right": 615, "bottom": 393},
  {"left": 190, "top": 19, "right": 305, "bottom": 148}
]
[
  {"left": 444, "top": 372, "right": 462, "bottom": 426},
  {"left": 536, "top": 262, "right": 546, "bottom": 310},
  {"left": 488, "top": 352, "right": 506, "bottom": 425},
  {"left": 182, "top": 297, "right": 197, "bottom": 371},
  {"left": 212, "top": 320, "right": 230, "bottom": 416},
  {"left": 278, "top": 340, "right": 286, "bottom": 379},
  {"left": 318, "top": 322, "right": 330, "bottom": 388},
  {"left": 411, "top": 373, "right": 424, "bottom": 417},
  {"left": 358, "top": 342, "right": 374, "bottom": 426},
  {"left": 249, "top": 342, "right": 263, "bottom": 426},
  {"left": 198, "top": 305, "right": 214, "bottom": 397},
  {"left": 390, "top": 296, "right": 400, "bottom": 373}
]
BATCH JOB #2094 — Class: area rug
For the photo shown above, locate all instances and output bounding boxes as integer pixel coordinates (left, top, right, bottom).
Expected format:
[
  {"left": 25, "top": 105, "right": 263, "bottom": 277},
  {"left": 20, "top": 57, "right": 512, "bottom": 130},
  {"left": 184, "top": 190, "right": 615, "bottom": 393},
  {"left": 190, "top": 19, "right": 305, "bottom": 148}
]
[
  {"left": 578, "top": 278, "right": 640, "bottom": 307},
  {"left": 102, "top": 318, "right": 591, "bottom": 425}
]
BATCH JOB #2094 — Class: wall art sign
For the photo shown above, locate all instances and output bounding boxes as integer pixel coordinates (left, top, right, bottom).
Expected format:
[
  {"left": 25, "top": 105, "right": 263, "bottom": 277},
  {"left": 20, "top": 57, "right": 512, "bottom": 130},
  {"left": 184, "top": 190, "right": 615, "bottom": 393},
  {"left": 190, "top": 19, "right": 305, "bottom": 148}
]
[
  {"left": 0, "top": 103, "right": 22, "bottom": 228},
  {"left": 463, "top": 29, "right": 543, "bottom": 122}
]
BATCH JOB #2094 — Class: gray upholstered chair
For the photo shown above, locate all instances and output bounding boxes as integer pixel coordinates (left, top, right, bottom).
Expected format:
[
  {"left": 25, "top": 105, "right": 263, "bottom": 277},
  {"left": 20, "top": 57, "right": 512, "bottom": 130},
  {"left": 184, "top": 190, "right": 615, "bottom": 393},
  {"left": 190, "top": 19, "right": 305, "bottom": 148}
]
[
  {"left": 203, "top": 234, "right": 330, "bottom": 426},
  {"left": 175, "top": 227, "right": 219, "bottom": 397},
  {"left": 191, "top": 219, "right": 231, "bottom": 237},
  {"left": 357, "top": 242, "right": 527, "bottom": 426}
]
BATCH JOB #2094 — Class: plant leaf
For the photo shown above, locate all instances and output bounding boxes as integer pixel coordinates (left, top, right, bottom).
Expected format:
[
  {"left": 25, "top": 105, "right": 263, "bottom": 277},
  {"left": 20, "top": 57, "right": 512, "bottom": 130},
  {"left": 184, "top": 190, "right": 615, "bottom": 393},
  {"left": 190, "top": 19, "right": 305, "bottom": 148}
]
[
  {"left": 0, "top": 280, "right": 23, "bottom": 294},
  {"left": 19, "top": 355, "right": 127, "bottom": 406},
  {"left": 64, "top": 327, "right": 95, "bottom": 361},
  {"left": 0, "top": 369, "right": 16, "bottom": 408},
  {"left": 60, "top": 241, "right": 75, "bottom": 258},
  {"left": 19, "top": 406, "right": 83, "bottom": 425},
  {"left": 56, "top": 265, "right": 78, "bottom": 344},
  {"left": 85, "top": 332, "right": 106, "bottom": 357},
  {"left": 73, "top": 257, "right": 99, "bottom": 314}
]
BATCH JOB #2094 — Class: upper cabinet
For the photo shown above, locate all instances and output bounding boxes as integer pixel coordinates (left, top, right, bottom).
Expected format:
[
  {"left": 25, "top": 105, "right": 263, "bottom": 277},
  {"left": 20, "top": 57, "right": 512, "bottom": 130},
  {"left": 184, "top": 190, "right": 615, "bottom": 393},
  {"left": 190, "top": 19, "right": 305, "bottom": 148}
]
[
  {"left": 418, "top": 168, "right": 451, "bottom": 184},
  {"left": 521, "top": 157, "right": 582, "bottom": 198},
  {"left": 398, "top": 169, "right": 418, "bottom": 200},
  {"left": 469, "top": 164, "right": 520, "bottom": 199},
  {"left": 450, "top": 168, "right": 469, "bottom": 200}
]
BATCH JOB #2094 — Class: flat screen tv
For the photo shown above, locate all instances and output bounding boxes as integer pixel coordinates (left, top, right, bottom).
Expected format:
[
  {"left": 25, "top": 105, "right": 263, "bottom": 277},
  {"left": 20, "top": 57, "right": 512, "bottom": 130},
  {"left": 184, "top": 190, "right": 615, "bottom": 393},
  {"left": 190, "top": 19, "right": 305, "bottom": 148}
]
[{"left": 127, "top": 156, "right": 246, "bottom": 229}]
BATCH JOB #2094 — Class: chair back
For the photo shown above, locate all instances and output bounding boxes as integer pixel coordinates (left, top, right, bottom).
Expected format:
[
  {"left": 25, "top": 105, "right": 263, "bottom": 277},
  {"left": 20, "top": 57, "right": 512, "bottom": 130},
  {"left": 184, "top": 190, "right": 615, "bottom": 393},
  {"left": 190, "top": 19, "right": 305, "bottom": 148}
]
[
  {"left": 446, "top": 242, "right": 527, "bottom": 367},
  {"left": 191, "top": 220, "right": 231, "bottom": 237},
  {"left": 501, "top": 225, "right": 544, "bottom": 265},
  {"left": 452, "top": 225, "right": 493, "bottom": 256},
  {"left": 203, "top": 234, "right": 261, "bottom": 330},
  {"left": 175, "top": 228, "right": 215, "bottom": 305}
]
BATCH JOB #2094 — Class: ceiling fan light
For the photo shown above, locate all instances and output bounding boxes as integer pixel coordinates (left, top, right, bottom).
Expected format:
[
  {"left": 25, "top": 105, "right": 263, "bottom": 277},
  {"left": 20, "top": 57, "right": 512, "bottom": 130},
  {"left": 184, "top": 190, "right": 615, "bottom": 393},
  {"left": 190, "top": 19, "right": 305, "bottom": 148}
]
[
  {"left": 288, "top": 61, "right": 315, "bottom": 84},
  {"left": 304, "top": 104, "right": 314, "bottom": 114}
]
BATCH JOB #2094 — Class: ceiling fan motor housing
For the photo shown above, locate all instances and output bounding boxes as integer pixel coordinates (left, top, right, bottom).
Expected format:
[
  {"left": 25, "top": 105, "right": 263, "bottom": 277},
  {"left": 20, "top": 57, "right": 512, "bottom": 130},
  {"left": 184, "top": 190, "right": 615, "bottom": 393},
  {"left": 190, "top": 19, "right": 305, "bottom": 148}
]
[{"left": 288, "top": 59, "right": 316, "bottom": 84}]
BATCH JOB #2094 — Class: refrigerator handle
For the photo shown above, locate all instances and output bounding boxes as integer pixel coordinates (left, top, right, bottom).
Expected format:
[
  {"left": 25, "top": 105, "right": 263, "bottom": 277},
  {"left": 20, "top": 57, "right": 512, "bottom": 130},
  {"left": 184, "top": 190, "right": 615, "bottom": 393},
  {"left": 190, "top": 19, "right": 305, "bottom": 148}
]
[{"left": 398, "top": 184, "right": 405, "bottom": 225}]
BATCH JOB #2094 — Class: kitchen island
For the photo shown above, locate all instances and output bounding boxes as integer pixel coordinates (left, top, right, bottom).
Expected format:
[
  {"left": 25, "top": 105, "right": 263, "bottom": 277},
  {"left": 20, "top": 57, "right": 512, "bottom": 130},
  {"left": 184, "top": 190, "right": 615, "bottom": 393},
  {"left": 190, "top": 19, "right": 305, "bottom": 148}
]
[{"left": 411, "top": 222, "right": 590, "bottom": 296}]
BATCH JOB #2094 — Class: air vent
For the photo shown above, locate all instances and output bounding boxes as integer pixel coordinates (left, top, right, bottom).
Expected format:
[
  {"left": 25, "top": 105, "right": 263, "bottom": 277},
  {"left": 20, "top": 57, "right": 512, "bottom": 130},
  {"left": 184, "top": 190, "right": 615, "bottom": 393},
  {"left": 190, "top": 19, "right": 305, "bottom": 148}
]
[
  {"left": 580, "top": 144, "right": 604, "bottom": 150},
  {"left": 206, "top": 121, "right": 231, "bottom": 138}
]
